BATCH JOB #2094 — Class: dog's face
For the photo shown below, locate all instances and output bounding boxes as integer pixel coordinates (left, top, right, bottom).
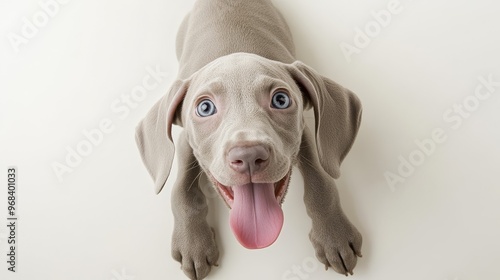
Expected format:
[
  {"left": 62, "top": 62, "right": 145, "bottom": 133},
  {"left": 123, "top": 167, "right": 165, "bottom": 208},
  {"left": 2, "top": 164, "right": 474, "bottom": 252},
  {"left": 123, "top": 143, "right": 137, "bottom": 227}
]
[
  {"left": 180, "top": 54, "right": 306, "bottom": 248},
  {"left": 135, "top": 52, "right": 362, "bottom": 250},
  {"left": 183, "top": 54, "right": 305, "bottom": 196}
]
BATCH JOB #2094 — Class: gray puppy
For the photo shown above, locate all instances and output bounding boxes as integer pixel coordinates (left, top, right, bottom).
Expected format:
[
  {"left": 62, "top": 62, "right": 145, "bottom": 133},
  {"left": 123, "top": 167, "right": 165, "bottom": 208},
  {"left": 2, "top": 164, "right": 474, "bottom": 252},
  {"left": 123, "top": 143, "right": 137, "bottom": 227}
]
[{"left": 136, "top": 0, "right": 363, "bottom": 279}]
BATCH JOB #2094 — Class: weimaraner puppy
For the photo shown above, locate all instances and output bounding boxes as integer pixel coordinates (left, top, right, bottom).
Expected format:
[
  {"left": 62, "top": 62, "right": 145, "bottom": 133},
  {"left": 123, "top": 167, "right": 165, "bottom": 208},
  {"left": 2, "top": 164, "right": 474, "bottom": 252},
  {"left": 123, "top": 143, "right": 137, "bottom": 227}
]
[{"left": 136, "top": 0, "right": 363, "bottom": 279}]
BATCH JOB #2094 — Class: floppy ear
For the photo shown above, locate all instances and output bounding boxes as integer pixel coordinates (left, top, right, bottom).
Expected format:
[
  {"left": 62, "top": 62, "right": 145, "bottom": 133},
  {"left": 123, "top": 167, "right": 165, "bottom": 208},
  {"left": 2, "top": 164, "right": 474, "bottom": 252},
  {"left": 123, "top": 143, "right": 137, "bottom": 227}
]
[
  {"left": 290, "top": 61, "right": 362, "bottom": 179},
  {"left": 135, "top": 79, "right": 189, "bottom": 194}
]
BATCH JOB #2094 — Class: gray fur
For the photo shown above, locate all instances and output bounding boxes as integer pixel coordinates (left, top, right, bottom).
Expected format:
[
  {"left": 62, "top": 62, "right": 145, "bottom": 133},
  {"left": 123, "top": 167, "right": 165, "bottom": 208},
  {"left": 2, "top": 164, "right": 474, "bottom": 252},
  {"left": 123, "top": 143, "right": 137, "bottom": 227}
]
[{"left": 135, "top": 0, "right": 363, "bottom": 279}]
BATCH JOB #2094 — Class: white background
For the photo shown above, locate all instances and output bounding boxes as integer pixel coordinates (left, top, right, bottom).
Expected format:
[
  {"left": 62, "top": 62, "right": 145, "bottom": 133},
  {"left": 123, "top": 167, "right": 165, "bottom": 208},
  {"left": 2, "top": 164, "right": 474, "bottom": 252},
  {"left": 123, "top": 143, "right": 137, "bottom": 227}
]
[{"left": 1, "top": 0, "right": 500, "bottom": 279}]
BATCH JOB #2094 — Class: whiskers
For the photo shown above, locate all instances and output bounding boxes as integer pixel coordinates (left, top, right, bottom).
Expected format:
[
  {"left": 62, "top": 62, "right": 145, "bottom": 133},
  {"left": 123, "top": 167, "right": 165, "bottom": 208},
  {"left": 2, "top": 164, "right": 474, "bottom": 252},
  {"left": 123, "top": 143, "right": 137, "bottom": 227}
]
[
  {"left": 298, "top": 150, "right": 323, "bottom": 176},
  {"left": 187, "top": 170, "right": 205, "bottom": 192},
  {"left": 182, "top": 159, "right": 205, "bottom": 192}
]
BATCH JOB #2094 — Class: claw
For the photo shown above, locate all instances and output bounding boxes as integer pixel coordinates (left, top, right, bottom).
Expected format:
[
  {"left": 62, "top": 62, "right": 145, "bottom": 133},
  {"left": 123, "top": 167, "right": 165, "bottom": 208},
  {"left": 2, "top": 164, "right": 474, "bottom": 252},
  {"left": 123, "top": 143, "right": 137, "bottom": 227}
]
[
  {"left": 338, "top": 252, "right": 349, "bottom": 276},
  {"left": 349, "top": 242, "right": 363, "bottom": 258}
]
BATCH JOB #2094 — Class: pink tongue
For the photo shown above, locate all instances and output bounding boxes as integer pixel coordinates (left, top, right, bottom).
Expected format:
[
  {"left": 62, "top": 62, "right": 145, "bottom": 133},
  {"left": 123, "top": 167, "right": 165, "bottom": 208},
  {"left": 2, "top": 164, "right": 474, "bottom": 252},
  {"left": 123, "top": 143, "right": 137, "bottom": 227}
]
[{"left": 229, "top": 183, "right": 284, "bottom": 249}]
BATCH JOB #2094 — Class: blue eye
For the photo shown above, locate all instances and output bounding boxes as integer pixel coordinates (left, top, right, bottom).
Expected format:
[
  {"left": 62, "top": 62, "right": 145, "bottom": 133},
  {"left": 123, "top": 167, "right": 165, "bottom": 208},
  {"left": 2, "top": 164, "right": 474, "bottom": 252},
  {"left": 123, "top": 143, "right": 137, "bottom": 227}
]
[
  {"left": 196, "top": 99, "right": 217, "bottom": 117},
  {"left": 271, "top": 91, "right": 291, "bottom": 109}
]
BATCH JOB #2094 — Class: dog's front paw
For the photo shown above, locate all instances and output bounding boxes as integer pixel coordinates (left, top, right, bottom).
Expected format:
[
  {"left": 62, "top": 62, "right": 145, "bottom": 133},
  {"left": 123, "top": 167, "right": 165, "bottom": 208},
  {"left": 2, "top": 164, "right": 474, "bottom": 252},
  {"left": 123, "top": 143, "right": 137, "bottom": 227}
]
[
  {"left": 172, "top": 223, "right": 219, "bottom": 280},
  {"left": 309, "top": 214, "right": 362, "bottom": 276}
]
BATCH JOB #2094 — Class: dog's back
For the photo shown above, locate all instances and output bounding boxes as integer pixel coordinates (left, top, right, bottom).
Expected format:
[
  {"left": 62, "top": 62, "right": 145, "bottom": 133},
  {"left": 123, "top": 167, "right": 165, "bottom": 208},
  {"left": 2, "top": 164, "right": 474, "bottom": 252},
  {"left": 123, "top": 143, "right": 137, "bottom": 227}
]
[{"left": 176, "top": 0, "right": 296, "bottom": 79}]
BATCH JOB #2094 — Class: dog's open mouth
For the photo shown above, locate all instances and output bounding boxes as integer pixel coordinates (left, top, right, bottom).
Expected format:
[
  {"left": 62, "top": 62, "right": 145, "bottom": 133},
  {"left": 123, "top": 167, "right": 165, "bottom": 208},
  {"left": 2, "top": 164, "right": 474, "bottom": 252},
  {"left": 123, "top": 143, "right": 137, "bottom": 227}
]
[{"left": 210, "top": 171, "right": 291, "bottom": 249}]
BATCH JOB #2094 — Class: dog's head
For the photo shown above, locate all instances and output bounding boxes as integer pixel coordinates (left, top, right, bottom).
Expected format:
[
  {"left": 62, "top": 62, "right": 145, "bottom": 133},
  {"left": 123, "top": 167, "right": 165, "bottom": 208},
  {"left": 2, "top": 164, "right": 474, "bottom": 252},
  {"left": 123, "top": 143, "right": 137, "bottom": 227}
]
[{"left": 136, "top": 53, "right": 361, "bottom": 249}]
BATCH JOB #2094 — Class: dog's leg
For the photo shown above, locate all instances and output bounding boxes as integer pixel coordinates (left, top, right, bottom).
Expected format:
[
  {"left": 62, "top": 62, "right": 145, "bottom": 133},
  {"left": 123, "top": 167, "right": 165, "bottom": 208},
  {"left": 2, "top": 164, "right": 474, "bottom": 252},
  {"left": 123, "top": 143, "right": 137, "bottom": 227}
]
[
  {"left": 298, "top": 126, "right": 362, "bottom": 276},
  {"left": 171, "top": 131, "right": 219, "bottom": 280}
]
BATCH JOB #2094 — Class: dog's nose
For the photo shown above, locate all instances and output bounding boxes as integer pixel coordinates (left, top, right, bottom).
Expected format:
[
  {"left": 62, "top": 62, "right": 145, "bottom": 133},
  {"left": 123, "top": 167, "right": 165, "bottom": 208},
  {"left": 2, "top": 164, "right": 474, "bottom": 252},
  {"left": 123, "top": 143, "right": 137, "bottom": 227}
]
[{"left": 227, "top": 145, "right": 270, "bottom": 174}]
